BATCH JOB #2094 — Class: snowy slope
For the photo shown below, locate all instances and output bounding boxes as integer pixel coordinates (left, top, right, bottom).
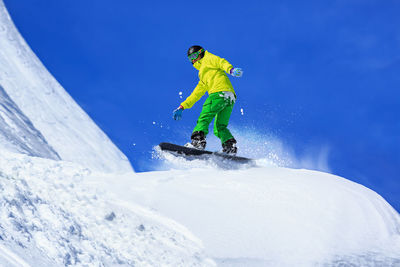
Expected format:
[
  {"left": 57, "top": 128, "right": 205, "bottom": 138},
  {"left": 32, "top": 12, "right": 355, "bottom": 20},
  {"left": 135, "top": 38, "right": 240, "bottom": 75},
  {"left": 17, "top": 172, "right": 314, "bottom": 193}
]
[
  {"left": 0, "top": 150, "right": 214, "bottom": 266},
  {"left": 88, "top": 154, "right": 400, "bottom": 266},
  {"left": 1, "top": 150, "right": 399, "bottom": 266},
  {"left": 0, "top": 1, "right": 132, "bottom": 173}
]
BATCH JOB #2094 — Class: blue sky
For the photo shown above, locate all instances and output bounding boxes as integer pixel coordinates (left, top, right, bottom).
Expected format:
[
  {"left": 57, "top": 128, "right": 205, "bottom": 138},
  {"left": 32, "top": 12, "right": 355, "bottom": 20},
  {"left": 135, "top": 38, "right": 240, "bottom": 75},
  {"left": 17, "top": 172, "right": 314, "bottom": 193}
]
[{"left": 4, "top": 0, "right": 400, "bottom": 211}]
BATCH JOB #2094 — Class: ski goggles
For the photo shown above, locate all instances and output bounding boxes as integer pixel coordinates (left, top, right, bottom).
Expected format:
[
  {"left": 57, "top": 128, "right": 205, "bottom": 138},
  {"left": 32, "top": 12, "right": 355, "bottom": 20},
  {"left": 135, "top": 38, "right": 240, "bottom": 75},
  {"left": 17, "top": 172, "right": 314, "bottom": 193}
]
[{"left": 188, "top": 48, "right": 204, "bottom": 62}]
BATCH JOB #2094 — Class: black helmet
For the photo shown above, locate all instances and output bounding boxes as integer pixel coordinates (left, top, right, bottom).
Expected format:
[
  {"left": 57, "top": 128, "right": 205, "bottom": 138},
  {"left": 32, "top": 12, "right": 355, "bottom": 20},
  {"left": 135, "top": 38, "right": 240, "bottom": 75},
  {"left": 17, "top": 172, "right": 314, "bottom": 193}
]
[{"left": 187, "top": 45, "right": 205, "bottom": 63}]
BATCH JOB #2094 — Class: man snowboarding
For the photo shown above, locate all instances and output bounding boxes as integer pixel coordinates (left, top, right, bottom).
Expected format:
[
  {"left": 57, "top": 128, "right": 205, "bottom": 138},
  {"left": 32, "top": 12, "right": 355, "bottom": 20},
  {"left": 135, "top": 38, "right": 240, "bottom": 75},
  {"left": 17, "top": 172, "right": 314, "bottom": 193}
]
[{"left": 172, "top": 45, "right": 243, "bottom": 154}]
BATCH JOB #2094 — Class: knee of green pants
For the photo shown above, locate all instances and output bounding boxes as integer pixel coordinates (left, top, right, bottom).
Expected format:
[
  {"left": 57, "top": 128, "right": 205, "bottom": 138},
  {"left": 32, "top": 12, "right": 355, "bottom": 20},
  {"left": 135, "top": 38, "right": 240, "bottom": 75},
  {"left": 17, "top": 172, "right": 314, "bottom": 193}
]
[
  {"left": 192, "top": 98, "right": 213, "bottom": 135},
  {"left": 213, "top": 121, "right": 226, "bottom": 137}
]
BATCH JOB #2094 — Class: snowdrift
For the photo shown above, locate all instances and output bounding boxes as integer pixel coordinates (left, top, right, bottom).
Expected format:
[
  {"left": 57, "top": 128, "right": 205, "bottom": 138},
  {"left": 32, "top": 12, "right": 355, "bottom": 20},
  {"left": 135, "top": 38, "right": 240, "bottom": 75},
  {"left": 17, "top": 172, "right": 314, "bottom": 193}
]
[
  {"left": 0, "top": 0, "right": 132, "bottom": 173},
  {"left": 1, "top": 149, "right": 400, "bottom": 266},
  {"left": 0, "top": 150, "right": 214, "bottom": 266},
  {"left": 91, "top": 153, "right": 400, "bottom": 266}
]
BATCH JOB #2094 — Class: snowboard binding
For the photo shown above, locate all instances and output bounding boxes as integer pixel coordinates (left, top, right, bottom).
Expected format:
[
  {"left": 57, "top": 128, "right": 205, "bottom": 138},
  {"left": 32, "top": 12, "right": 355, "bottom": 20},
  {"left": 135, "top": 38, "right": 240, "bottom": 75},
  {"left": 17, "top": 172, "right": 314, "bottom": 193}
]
[
  {"left": 189, "top": 131, "right": 206, "bottom": 150},
  {"left": 222, "top": 138, "right": 237, "bottom": 154}
]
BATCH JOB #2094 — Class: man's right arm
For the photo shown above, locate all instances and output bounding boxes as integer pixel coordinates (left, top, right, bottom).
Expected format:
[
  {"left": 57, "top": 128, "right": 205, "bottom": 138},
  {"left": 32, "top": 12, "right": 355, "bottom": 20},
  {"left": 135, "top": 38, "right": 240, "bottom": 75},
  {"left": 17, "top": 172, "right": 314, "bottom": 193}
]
[{"left": 180, "top": 80, "right": 207, "bottom": 109}]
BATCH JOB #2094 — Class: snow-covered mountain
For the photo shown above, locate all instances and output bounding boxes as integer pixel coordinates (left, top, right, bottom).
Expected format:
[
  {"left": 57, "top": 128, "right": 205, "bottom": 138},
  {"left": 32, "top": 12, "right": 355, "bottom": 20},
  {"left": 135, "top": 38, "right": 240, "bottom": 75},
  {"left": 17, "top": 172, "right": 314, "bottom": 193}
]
[
  {"left": 0, "top": 0, "right": 132, "bottom": 173},
  {"left": 1, "top": 1, "right": 400, "bottom": 266}
]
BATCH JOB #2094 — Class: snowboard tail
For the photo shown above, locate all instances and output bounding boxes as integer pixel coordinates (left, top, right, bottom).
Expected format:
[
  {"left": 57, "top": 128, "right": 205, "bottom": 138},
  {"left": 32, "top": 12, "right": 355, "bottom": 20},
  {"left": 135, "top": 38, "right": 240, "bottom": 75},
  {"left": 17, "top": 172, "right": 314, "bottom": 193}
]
[{"left": 158, "top": 142, "right": 253, "bottom": 163}]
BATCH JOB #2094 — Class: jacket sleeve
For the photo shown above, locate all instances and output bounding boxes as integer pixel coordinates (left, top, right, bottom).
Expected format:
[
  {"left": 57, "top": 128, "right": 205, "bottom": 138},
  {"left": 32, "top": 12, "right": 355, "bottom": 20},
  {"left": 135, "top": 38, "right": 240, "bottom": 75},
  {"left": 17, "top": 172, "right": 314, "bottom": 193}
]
[
  {"left": 208, "top": 52, "right": 233, "bottom": 74},
  {"left": 180, "top": 80, "right": 207, "bottom": 109}
]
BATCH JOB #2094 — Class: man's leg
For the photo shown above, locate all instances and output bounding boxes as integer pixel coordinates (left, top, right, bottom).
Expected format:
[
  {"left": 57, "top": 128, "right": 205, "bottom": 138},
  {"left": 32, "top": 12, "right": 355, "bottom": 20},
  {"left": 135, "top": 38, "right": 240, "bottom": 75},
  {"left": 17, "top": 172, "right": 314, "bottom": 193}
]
[
  {"left": 193, "top": 96, "right": 215, "bottom": 136},
  {"left": 213, "top": 103, "right": 234, "bottom": 144},
  {"left": 214, "top": 100, "right": 237, "bottom": 154},
  {"left": 191, "top": 95, "right": 220, "bottom": 149}
]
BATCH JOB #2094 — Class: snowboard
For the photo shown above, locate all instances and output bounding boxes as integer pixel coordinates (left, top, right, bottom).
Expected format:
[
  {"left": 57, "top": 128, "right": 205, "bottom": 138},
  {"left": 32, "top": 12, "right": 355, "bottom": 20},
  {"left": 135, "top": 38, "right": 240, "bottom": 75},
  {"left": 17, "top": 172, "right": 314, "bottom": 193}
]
[{"left": 158, "top": 142, "right": 254, "bottom": 164}]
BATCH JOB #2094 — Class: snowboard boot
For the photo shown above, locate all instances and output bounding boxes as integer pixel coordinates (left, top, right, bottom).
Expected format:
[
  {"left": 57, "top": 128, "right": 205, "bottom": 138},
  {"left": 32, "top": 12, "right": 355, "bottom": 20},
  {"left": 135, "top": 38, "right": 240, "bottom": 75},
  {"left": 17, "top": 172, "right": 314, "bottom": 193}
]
[
  {"left": 222, "top": 138, "right": 237, "bottom": 154},
  {"left": 190, "top": 131, "right": 206, "bottom": 150}
]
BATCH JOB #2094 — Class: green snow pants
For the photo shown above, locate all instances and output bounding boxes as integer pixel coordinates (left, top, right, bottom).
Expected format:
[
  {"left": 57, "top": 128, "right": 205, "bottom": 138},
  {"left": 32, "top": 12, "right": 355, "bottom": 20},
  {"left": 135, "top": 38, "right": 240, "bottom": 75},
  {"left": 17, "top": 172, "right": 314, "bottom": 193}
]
[{"left": 193, "top": 92, "right": 236, "bottom": 144}]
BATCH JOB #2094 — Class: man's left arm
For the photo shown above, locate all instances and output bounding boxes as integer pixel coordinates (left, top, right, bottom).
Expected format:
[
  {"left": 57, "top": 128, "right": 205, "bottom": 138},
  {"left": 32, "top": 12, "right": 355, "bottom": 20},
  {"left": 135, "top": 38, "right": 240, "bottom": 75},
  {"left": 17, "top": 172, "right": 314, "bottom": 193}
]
[
  {"left": 209, "top": 53, "right": 233, "bottom": 74},
  {"left": 209, "top": 53, "right": 243, "bottom": 77}
]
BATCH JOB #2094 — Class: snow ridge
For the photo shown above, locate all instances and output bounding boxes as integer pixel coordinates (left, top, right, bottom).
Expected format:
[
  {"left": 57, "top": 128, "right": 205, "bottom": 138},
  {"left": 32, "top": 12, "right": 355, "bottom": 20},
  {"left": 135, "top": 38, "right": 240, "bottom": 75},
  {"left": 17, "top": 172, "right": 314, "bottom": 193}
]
[{"left": 0, "top": 0, "right": 132, "bottom": 173}]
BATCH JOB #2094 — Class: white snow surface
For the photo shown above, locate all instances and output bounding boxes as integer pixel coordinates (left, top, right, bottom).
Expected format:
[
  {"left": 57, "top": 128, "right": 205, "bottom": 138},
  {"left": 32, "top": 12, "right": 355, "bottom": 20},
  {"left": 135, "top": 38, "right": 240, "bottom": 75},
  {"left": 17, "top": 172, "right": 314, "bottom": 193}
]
[
  {"left": 90, "top": 153, "right": 400, "bottom": 266},
  {"left": 0, "top": 1, "right": 132, "bottom": 173},
  {"left": 0, "top": 150, "right": 214, "bottom": 266},
  {"left": 1, "top": 150, "right": 400, "bottom": 266}
]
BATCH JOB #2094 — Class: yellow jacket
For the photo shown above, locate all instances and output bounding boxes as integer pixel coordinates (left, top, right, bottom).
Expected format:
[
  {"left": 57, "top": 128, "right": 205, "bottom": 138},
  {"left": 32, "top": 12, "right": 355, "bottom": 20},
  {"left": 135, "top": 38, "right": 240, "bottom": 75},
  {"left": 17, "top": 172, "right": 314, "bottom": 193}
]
[{"left": 180, "top": 51, "right": 236, "bottom": 109}]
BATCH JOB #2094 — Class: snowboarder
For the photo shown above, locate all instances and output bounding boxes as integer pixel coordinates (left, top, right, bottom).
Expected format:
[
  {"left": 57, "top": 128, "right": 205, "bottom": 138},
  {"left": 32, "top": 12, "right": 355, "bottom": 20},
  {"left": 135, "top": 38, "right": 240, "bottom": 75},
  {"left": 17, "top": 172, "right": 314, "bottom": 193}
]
[{"left": 172, "top": 45, "right": 243, "bottom": 154}]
